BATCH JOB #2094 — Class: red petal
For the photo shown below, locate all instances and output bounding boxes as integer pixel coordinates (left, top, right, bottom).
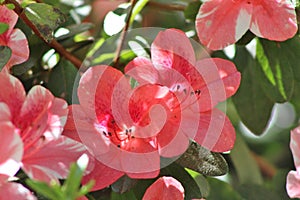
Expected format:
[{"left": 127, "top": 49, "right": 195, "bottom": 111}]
[
  {"left": 151, "top": 29, "right": 196, "bottom": 69},
  {"left": 0, "top": 182, "right": 36, "bottom": 200},
  {"left": 250, "top": 0, "right": 297, "bottom": 41},
  {"left": 0, "top": 73, "right": 25, "bottom": 120},
  {"left": 82, "top": 159, "right": 124, "bottom": 191},
  {"left": 196, "top": 0, "right": 251, "bottom": 50},
  {"left": 142, "top": 176, "right": 184, "bottom": 200},
  {"left": 0, "top": 122, "right": 23, "bottom": 177},
  {"left": 196, "top": 58, "right": 241, "bottom": 112},
  {"left": 194, "top": 109, "right": 236, "bottom": 152},
  {"left": 22, "top": 136, "right": 89, "bottom": 183},
  {"left": 0, "top": 6, "right": 18, "bottom": 34},
  {"left": 0, "top": 103, "right": 11, "bottom": 121}
]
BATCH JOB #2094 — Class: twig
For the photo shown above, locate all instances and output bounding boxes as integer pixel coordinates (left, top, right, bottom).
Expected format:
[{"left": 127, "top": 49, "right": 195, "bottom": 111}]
[
  {"left": 147, "top": 1, "right": 186, "bottom": 11},
  {"left": 3, "top": 0, "right": 82, "bottom": 69},
  {"left": 112, "top": 0, "right": 138, "bottom": 67},
  {"left": 251, "top": 152, "right": 277, "bottom": 179}
]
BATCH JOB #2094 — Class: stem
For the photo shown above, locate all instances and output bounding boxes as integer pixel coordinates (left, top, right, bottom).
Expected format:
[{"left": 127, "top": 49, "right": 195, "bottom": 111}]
[
  {"left": 3, "top": 0, "right": 82, "bottom": 69},
  {"left": 147, "top": 1, "right": 186, "bottom": 11},
  {"left": 251, "top": 152, "right": 277, "bottom": 179},
  {"left": 112, "top": 0, "right": 138, "bottom": 67}
]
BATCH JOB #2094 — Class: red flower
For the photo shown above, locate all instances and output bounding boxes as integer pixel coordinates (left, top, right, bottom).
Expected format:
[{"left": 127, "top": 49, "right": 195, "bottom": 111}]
[
  {"left": 0, "top": 72, "right": 89, "bottom": 183},
  {"left": 142, "top": 176, "right": 184, "bottom": 200},
  {"left": 125, "top": 29, "right": 241, "bottom": 152},
  {"left": 0, "top": 5, "right": 29, "bottom": 69},
  {"left": 64, "top": 65, "right": 184, "bottom": 190},
  {"left": 287, "top": 126, "right": 300, "bottom": 198},
  {"left": 196, "top": 0, "right": 298, "bottom": 50}
]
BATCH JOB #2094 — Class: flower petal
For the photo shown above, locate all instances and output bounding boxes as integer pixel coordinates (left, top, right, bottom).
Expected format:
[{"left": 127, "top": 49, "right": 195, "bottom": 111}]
[
  {"left": 250, "top": 0, "right": 297, "bottom": 41},
  {"left": 151, "top": 29, "right": 196, "bottom": 69},
  {"left": 290, "top": 126, "right": 300, "bottom": 171},
  {"left": 82, "top": 159, "right": 124, "bottom": 191},
  {"left": 142, "top": 176, "right": 184, "bottom": 200},
  {"left": 0, "top": 122, "right": 23, "bottom": 177},
  {"left": 286, "top": 170, "right": 300, "bottom": 198},
  {"left": 0, "top": 5, "right": 18, "bottom": 34},
  {"left": 0, "top": 182, "right": 36, "bottom": 200},
  {"left": 22, "top": 136, "right": 89, "bottom": 183},
  {"left": 0, "top": 73, "right": 25, "bottom": 120},
  {"left": 194, "top": 109, "right": 236, "bottom": 152},
  {"left": 196, "top": 0, "right": 252, "bottom": 50},
  {"left": 196, "top": 58, "right": 241, "bottom": 112}
]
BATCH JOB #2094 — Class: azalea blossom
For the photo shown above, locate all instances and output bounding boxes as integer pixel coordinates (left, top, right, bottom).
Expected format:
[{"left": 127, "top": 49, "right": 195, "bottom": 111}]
[
  {"left": 0, "top": 72, "right": 89, "bottom": 183},
  {"left": 64, "top": 65, "right": 185, "bottom": 190},
  {"left": 286, "top": 126, "right": 300, "bottom": 198},
  {"left": 142, "top": 176, "right": 184, "bottom": 200},
  {"left": 196, "top": 0, "right": 298, "bottom": 50},
  {"left": 0, "top": 5, "right": 29, "bottom": 69},
  {"left": 125, "top": 28, "right": 241, "bottom": 152},
  {"left": 0, "top": 120, "right": 36, "bottom": 199}
]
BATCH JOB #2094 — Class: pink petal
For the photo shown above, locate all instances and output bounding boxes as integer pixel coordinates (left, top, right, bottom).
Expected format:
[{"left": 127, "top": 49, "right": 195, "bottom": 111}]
[
  {"left": 196, "top": 58, "right": 241, "bottom": 112},
  {"left": 18, "top": 86, "right": 54, "bottom": 145},
  {"left": 5, "top": 28, "right": 30, "bottom": 68},
  {"left": 286, "top": 171, "right": 300, "bottom": 198},
  {"left": 22, "top": 136, "right": 89, "bottom": 183},
  {"left": 0, "top": 122, "right": 23, "bottom": 177},
  {"left": 250, "top": 0, "right": 297, "bottom": 41},
  {"left": 151, "top": 29, "right": 196, "bottom": 69},
  {"left": 142, "top": 176, "right": 184, "bottom": 200},
  {"left": 290, "top": 126, "right": 300, "bottom": 171},
  {"left": 0, "top": 73, "right": 25, "bottom": 120},
  {"left": 125, "top": 57, "right": 159, "bottom": 85},
  {"left": 0, "top": 182, "right": 36, "bottom": 200},
  {"left": 196, "top": 0, "right": 252, "bottom": 50},
  {"left": 0, "top": 6, "right": 18, "bottom": 34},
  {"left": 194, "top": 109, "right": 236, "bottom": 152},
  {"left": 63, "top": 105, "right": 110, "bottom": 154},
  {"left": 0, "top": 103, "right": 11, "bottom": 121},
  {"left": 82, "top": 159, "right": 124, "bottom": 191}
]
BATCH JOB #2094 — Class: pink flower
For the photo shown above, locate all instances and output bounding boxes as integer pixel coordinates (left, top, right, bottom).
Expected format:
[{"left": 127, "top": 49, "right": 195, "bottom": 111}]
[
  {"left": 0, "top": 5, "right": 29, "bottom": 69},
  {"left": 0, "top": 72, "right": 88, "bottom": 183},
  {"left": 142, "top": 176, "right": 184, "bottom": 200},
  {"left": 64, "top": 65, "right": 183, "bottom": 190},
  {"left": 196, "top": 0, "right": 298, "bottom": 50},
  {"left": 0, "top": 120, "right": 36, "bottom": 199},
  {"left": 125, "top": 29, "right": 241, "bottom": 152},
  {"left": 286, "top": 126, "right": 300, "bottom": 198}
]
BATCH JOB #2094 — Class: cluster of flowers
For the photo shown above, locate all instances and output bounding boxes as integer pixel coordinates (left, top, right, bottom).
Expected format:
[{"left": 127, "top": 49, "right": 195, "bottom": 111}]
[{"left": 0, "top": 0, "right": 299, "bottom": 198}]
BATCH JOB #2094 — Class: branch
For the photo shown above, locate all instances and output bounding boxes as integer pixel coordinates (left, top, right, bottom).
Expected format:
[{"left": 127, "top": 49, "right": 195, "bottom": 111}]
[
  {"left": 112, "top": 0, "right": 138, "bottom": 67},
  {"left": 3, "top": 0, "right": 82, "bottom": 69}
]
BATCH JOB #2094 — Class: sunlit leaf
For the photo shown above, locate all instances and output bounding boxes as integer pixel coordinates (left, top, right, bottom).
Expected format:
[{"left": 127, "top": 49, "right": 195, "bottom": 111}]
[
  {"left": 24, "top": 3, "right": 65, "bottom": 42},
  {"left": 176, "top": 141, "right": 228, "bottom": 176},
  {"left": 0, "top": 22, "right": 9, "bottom": 34}
]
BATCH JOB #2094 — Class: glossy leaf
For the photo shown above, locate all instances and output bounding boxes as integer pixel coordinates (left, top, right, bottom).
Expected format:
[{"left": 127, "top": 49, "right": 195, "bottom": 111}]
[
  {"left": 232, "top": 46, "right": 274, "bottom": 135},
  {"left": 256, "top": 38, "right": 294, "bottom": 102},
  {"left": 24, "top": 3, "right": 65, "bottom": 42},
  {"left": 0, "top": 22, "right": 8, "bottom": 34},
  {"left": 230, "top": 134, "right": 263, "bottom": 185},
  {"left": 176, "top": 141, "right": 228, "bottom": 176},
  {"left": 0, "top": 46, "right": 12, "bottom": 70},
  {"left": 47, "top": 59, "right": 78, "bottom": 104}
]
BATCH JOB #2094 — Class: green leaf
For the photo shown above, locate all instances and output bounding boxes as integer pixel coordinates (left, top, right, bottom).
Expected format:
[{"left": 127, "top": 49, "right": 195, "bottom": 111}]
[
  {"left": 206, "top": 178, "right": 242, "bottom": 200},
  {"left": 24, "top": 3, "right": 65, "bottom": 42},
  {"left": 26, "top": 180, "right": 63, "bottom": 200},
  {"left": 111, "top": 175, "right": 138, "bottom": 194},
  {"left": 256, "top": 38, "right": 294, "bottom": 102},
  {"left": 232, "top": 46, "right": 274, "bottom": 135},
  {"left": 184, "top": 1, "right": 201, "bottom": 21},
  {"left": 230, "top": 134, "right": 263, "bottom": 185},
  {"left": 47, "top": 59, "right": 78, "bottom": 104},
  {"left": 175, "top": 141, "right": 228, "bottom": 176},
  {"left": 56, "top": 23, "right": 94, "bottom": 40},
  {"left": 0, "top": 22, "right": 9, "bottom": 34},
  {"left": 131, "top": 0, "right": 149, "bottom": 24},
  {"left": 111, "top": 190, "right": 137, "bottom": 200},
  {"left": 0, "top": 46, "right": 12, "bottom": 70},
  {"left": 160, "top": 163, "right": 202, "bottom": 200},
  {"left": 236, "top": 184, "right": 281, "bottom": 200}
]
